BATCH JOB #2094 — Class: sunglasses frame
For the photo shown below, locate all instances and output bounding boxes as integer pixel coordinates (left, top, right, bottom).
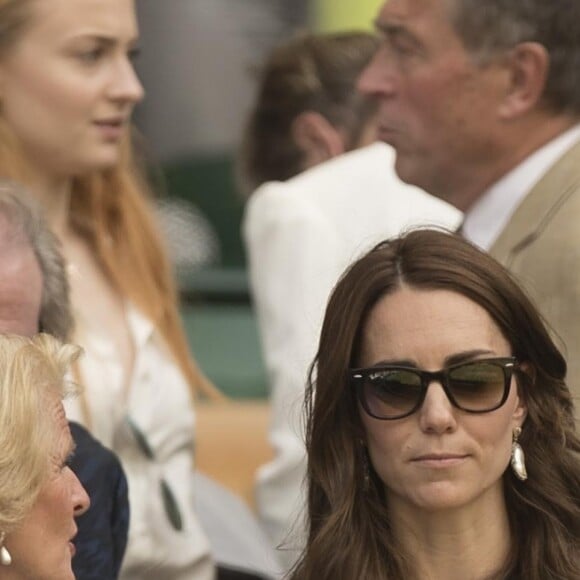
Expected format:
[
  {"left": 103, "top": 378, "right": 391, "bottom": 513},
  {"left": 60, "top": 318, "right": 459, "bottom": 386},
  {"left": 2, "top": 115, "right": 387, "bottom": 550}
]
[{"left": 350, "top": 356, "right": 518, "bottom": 420}]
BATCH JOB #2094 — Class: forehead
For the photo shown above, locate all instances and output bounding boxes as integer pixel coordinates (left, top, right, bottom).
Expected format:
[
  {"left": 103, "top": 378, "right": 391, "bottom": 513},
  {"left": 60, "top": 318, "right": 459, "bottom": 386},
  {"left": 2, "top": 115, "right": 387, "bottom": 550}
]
[
  {"left": 378, "top": 0, "right": 451, "bottom": 22},
  {"left": 377, "top": 0, "right": 459, "bottom": 42},
  {"left": 22, "top": 0, "right": 139, "bottom": 42},
  {"left": 49, "top": 394, "right": 73, "bottom": 460},
  {"left": 360, "top": 286, "right": 509, "bottom": 365}
]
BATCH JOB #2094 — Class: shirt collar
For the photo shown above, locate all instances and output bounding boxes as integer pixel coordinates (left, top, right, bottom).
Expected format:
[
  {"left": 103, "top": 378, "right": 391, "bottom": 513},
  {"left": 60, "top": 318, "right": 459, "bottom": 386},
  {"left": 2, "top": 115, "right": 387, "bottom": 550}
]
[{"left": 462, "top": 124, "right": 580, "bottom": 250}]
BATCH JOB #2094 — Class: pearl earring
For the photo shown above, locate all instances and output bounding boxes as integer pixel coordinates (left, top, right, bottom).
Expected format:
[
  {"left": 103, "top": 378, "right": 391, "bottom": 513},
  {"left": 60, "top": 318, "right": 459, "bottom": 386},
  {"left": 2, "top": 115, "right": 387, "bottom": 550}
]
[
  {"left": 511, "top": 427, "right": 528, "bottom": 481},
  {"left": 0, "top": 532, "right": 11, "bottom": 566}
]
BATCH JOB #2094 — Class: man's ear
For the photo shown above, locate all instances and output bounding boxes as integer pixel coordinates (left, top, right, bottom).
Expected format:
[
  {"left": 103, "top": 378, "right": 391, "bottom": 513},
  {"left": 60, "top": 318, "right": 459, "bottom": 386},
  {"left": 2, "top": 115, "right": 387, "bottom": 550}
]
[
  {"left": 498, "top": 42, "right": 549, "bottom": 120},
  {"left": 291, "top": 111, "right": 346, "bottom": 169}
]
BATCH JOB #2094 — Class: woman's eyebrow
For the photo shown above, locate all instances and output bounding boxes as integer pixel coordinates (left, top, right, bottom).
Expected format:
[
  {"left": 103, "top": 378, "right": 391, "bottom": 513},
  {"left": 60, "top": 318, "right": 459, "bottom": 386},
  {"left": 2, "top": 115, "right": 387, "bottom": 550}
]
[
  {"left": 365, "top": 358, "right": 417, "bottom": 368},
  {"left": 444, "top": 349, "right": 497, "bottom": 367}
]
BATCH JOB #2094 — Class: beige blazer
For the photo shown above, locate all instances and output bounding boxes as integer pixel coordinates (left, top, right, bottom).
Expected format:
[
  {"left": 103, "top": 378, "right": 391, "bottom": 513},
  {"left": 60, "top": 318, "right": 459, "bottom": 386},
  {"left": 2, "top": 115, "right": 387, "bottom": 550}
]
[{"left": 491, "top": 140, "right": 580, "bottom": 419}]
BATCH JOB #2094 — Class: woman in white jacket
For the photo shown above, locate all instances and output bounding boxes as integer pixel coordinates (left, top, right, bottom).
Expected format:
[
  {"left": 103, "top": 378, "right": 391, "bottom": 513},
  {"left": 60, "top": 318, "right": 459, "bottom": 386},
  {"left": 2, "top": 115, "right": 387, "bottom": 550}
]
[{"left": 238, "top": 32, "right": 463, "bottom": 567}]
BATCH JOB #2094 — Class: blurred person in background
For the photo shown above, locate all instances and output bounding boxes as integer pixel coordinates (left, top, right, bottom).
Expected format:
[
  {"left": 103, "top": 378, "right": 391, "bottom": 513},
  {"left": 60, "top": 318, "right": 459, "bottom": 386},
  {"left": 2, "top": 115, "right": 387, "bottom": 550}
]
[
  {"left": 0, "top": 0, "right": 218, "bottom": 577},
  {"left": 237, "top": 31, "right": 381, "bottom": 196},
  {"left": 0, "top": 334, "right": 90, "bottom": 580},
  {"left": 238, "top": 31, "right": 462, "bottom": 564},
  {"left": 293, "top": 230, "right": 579, "bottom": 579}
]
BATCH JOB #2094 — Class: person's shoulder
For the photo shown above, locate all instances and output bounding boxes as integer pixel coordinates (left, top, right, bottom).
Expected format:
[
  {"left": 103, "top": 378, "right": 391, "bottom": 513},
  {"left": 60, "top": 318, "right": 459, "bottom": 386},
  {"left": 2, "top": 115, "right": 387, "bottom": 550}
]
[
  {"left": 243, "top": 178, "right": 327, "bottom": 241},
  {"left": 69, "top": 421, "right": 129, "bottom": 579},
  {"left": 242, "top": 143, "right": 395, "bottom": 231},
  {"left": 288, "top": 142, "right": 397, "bottom": 197}
]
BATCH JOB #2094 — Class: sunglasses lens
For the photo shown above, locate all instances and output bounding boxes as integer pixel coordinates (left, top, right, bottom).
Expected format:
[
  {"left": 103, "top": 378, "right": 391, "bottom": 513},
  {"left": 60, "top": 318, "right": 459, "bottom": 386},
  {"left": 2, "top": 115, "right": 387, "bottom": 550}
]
[
  {"left": 363, "top": 369, "right": 422, "bottom": 419},
  {"left": 448, "top": 361, "right": 507, "bottom": 411}
]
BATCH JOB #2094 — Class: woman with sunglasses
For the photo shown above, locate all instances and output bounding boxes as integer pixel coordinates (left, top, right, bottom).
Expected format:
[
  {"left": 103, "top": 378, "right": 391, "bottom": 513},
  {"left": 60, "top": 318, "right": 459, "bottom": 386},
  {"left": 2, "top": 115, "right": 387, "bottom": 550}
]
[{"left": 292, "top": 229, "right": 580, "bottom": 580}]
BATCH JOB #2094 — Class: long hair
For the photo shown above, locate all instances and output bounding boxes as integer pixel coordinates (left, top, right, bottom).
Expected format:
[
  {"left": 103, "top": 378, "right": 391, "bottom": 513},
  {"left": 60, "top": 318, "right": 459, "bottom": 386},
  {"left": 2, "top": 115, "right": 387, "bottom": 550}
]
[
  {"left": 68, "top": 135, "right": 217, "bottom": 399},
  {"left": 292, "top": 229, "right": 580, "bottom": 579},
  {"left": 237, "top": 31, "right": 379, "bottom": 196},
  {"left": 0, "top": 0, "right": 216, "bottom": 400}
]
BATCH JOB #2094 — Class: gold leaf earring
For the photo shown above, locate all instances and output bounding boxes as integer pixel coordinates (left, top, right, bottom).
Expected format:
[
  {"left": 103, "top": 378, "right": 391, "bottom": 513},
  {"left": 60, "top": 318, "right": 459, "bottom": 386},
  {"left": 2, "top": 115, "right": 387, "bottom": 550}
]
[{"left": 511, "top": 427, "right": 528, "bottom": 481}]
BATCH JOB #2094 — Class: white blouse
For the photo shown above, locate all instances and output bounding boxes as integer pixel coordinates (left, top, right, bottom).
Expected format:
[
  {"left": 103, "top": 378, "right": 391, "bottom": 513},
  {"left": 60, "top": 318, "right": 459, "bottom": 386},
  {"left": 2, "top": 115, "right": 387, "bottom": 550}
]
[{"left": 65, "top": 304, "right": 215, "bottom": 580}]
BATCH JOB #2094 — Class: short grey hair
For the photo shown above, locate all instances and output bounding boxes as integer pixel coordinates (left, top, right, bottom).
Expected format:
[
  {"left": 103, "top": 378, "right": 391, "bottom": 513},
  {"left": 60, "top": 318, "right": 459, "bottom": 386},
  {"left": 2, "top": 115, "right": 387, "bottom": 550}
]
[
  {"left": 448, "top": 0, "right": 580, "bottom": 115},
  {"left": 0, "top": 182, "right": 72, "bottom": 340}
]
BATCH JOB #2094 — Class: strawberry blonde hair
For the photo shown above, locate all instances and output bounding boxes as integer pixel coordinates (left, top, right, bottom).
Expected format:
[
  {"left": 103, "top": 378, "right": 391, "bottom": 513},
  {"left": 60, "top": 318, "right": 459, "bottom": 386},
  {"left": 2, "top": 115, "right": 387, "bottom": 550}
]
[{"left": 0, "top": 0, "right": 218, "bottom": 401}]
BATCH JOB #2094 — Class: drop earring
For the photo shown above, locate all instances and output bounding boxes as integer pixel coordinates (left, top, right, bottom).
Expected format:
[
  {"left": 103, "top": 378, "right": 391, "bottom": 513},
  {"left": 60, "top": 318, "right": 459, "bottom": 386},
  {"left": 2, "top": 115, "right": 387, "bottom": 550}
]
[
  {"left": 0, "top": 532, "right": 11, "bottom": 566},
  {"left": 511, "top": 427, "right": 528, "bottom": 481}
]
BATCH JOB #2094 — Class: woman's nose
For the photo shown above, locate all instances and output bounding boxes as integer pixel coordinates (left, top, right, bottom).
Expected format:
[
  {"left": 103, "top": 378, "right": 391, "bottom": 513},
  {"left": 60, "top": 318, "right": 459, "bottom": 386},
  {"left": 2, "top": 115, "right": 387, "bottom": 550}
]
[
  {"left": 418, "top": 381, "right": 458, "bottom": 434},
  {"left": 68, "top": 468, "right": 91, "bottom": 517},
  {"left": 108, "top": 58, "right": 145, "bottom": 104}
]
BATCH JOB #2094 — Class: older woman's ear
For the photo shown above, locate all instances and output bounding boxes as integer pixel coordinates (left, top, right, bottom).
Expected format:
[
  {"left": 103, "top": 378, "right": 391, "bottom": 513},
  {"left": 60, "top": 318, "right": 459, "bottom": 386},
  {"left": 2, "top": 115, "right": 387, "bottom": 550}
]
[{"left": 291, "top": 111, "right": 346, "bottom": 169}]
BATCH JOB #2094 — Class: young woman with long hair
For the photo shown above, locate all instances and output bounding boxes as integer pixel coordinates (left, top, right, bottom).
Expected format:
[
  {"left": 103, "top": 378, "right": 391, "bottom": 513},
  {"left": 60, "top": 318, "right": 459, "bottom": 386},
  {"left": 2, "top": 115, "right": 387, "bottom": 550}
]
[{"left": 0, "top": 1, "right": 217, "bottom": 577}]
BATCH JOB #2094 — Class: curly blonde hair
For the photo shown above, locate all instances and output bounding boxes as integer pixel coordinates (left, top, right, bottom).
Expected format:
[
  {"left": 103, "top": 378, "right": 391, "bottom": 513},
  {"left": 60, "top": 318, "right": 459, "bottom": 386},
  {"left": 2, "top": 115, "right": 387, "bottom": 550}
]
[{"left": 0, "top": 334, "right": 81, "bottom": 534}]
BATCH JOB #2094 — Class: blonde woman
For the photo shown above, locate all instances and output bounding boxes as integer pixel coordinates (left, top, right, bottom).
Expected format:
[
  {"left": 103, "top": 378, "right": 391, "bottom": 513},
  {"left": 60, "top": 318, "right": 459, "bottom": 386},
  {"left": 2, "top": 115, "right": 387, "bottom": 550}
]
[{"left": 0, "top": 334, "right": 90, "bottom": 580}]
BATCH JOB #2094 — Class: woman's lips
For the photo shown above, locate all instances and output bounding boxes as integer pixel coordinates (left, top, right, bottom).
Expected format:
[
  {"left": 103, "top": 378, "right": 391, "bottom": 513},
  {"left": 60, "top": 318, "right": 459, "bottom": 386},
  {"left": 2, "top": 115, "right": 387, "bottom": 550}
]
[
  {"left": 69, "top": 527, "right": 78, "bottom": 557},
  {"left": 411, "top": 454, "right": 469, "bottom": 468},
  {"left": 93, "top": 119, "right": 125, "bottom": 140}
]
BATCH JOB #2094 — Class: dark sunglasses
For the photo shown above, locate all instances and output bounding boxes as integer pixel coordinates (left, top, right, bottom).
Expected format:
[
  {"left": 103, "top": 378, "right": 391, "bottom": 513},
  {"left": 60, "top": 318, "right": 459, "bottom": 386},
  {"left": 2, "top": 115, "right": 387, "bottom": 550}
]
[{"left": 350, "top": 357, "right": 518, "bottom": 420}]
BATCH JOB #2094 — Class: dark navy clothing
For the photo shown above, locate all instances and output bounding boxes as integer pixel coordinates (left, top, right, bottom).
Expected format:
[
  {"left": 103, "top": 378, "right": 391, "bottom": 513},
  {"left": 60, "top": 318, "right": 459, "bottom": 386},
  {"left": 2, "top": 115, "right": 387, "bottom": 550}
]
[
  {"left": 216, "top": 567, "right": 272, "bottom": 579},
  {"left": 70, "top": 422, "right": 129, "bottom": 580}
]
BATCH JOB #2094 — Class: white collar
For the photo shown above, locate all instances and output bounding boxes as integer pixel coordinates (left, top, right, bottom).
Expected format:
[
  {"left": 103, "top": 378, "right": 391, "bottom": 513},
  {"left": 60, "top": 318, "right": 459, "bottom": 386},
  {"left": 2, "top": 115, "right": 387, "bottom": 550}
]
[{"left": 462, "top": 124, "right": 580, "bottom": 250}]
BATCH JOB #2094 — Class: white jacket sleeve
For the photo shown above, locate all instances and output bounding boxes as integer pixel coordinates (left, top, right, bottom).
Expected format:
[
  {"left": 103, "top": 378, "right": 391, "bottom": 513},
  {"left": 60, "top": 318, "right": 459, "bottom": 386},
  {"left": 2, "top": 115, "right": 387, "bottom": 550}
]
[{"left": 243, "top": 186, "right": 343, "bottom": 562}]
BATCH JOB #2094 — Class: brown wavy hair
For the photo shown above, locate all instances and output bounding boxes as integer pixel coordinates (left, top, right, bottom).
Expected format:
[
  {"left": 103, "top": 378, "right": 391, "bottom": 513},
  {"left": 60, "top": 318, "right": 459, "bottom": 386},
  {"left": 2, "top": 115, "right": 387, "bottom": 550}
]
[
  {"left": 0, "top": 0, "right": 217, "bottom": 401},
  {"left": 237, "top": 31, "right": 379, "bottom": 196},
  {"left": 292, "top": 229, "right": 580, "bottom": 579}
]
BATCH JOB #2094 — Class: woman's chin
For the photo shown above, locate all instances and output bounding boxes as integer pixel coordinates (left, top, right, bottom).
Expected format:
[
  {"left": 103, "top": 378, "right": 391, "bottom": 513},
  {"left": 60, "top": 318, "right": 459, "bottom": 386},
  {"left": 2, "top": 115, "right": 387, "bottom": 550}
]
[
  {"left": 69, "top": 153, "right": 122, "bottom": 176},
  {"left": 401, "top": 481, "right": 474, "bottom": 512}
]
